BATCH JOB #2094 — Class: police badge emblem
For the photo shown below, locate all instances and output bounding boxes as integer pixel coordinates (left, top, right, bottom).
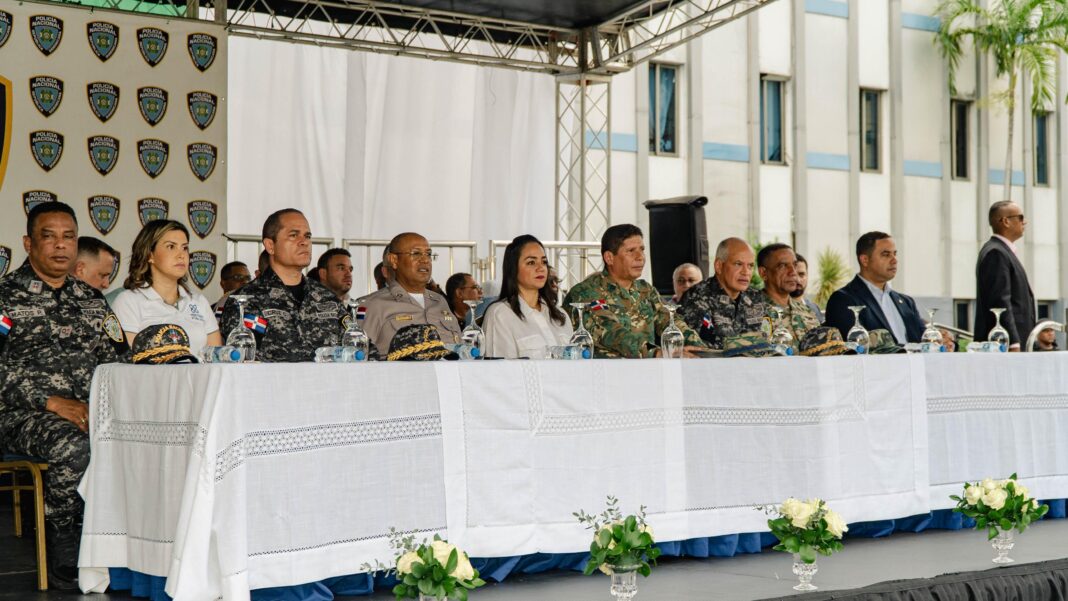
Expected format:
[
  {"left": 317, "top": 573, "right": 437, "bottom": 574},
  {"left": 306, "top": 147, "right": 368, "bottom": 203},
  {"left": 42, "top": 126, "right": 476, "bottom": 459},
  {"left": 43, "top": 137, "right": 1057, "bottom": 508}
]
[
  {"left": 137, "top": 27, "right": 168, "bottom": 66},
  {"left": 88, "top": 195, "right": 120, "bottom": 235},
  {"left": 87, "top": 82, "right": 120, "bottom": 122},
  {"left": 87, "top": 135, "right": 119, "bottom": 176},
  {"left": 30, "top": 131, "right": 63, "bottom": 171},
  {"left": 187, "top": 200, "right": 218, "bottom": 239},
  {"left": 187, "top": 33, "right": 217, "bottom": 72},
  {"left": 187, "top": 91, "right": 217, "bottom": 130},
  {"left": 0, "top": 11, "right": 12, "bottom": 49},
  {"left": 30, "top": 15, "right": 63, "bottom": 56},
  {"left": 0, "top": 246, "right": 10, "bottom": 277},
  {"left": 137, "top": 198, "right": 169, "bottom": 226},
  {"left": 187, "top": 143, "right": 217, "bottom": 181},
  {"left": 29, "top": 76, "right": 63, "bottom": 117},
  {"left": 103, "top": 312, "right": 124, "bottom": 343},
  {"left": 23, "top": 191, "right": 58, "bottom": 215},
  {"left": 87, "top": 22, "right": 118, "bottom": 61},
  {"left": 138, "top": 87, "right": 168, "bottom": 126},
  {"left": 137, "top": 139, "right": 169, "bottom": 178},
  {"left": 189, "top": 251, "right": 217, "bottom": 289}
]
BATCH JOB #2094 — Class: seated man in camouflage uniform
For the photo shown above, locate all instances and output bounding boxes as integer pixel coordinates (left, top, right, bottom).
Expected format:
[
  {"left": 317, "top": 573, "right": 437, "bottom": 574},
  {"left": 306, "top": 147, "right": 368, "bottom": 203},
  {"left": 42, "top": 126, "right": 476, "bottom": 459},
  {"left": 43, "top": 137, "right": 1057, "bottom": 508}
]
[
  {"left": 0, "top": 202, "right": 127, "bottom": 589},
  {"left": 563, "top": 224, "right": 704, "bottom": 358},
  {"left": 758, "top": 243, "right": 820, "bottom": 348},
  {"left": 220, "top": 209, "right": 374, "bottom": 361},
  {"left": 678, "top": 237, "right": 768, "bottom": 349}
]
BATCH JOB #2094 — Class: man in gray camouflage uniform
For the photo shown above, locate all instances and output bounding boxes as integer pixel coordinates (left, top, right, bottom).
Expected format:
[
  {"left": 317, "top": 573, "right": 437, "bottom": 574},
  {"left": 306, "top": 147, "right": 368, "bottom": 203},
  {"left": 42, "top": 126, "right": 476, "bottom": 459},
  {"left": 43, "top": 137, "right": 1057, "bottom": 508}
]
[
  {"left": 220, "top": 209, "right": 378, "bottom": 362},
  {"left": 0, "top": 202, "right": 126, "bottom": 590},
  {"left": 678, "top": 237, "right": 769, "bottom": 349}
]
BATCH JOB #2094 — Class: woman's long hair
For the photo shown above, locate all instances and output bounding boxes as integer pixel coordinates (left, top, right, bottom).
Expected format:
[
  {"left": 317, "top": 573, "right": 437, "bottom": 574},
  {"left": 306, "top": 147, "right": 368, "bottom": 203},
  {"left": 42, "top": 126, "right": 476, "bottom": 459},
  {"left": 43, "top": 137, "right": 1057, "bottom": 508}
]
[
  {"left": 495, "top": 235, "right": 566, "bottom": 326},
  {"left": 123, "top": 219, "right": 191, "bottom": 292}
]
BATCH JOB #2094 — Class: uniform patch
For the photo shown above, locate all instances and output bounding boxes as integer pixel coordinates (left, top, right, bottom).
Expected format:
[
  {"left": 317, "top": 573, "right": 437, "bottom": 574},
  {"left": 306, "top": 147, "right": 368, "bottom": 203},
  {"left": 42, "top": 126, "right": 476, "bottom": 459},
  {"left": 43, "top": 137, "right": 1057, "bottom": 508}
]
[
  {"left": 30, "top": 15, "right": 63, "bottom": 56},
  {"left": 0, "top": 11, "right": 12, "bottom": 49},
  {"left": 137, "top": 27, "right": 168, "bottom": 66},
  {"left": 103, "top": 313, "right": 123, "bottom": 343},
  {"left": 187, "top": 200, "right": 217, "bottom": 238},
  {"left": 30, "top": 131, "right": 63, "bottom": 171},
  {"left": 137, "top": 139, "right": 169, "bottom": 178},
  {"left": 29, "top": 76, "right": 63, "bottom": 117},
  {"left": 701, "top": 314, "right": 713, "bottom": 330},
  {"left": 88, "top": 195, "right": 120, "bottom": 235},
  {"left": 394, "top": 314, "right": 413, "bottom": 321},
  {"left": 0, "top": 246, "right": 10, "bottom": 277},
  {"left": 29, "top": 281, "right": 43, "bottom": 294},
  {"left": 11, "top": 307, "right": 45, "bottom": 319},
  {"left": 187, "top": 91, "right": 217, "bottom": 130},
  {"left": 87, "top": 21, "right": 118, "bottom": 61},
  {"left": 243, "top": 313, "right": 268, "bottom": 334},
  {"left": 23, "top": 190, "right": 57, "bottom": 215},
  {"left": 589, "top": 299, "right": 608, "bottom": 311},
  {"left": 187, "top": 143, "right": 217, "bottom": 181},
  {"left": 137, "top": 87, "right": 168, "bottom": 126},
  {"left": 137, "top": 197, "right": 169, "bottom": 225},
  {"left": 87, "top": 82, "right": 119, "bottom": 122},
  {"left": 0, "top": 314, "right": 11, "bottom": 336},
  {"left": 87, "top": 135, "right": 119, "bottom": 175},
  {"left": 187, "top": 33, "right": 217, "bottom": 71},
  {"left": 189, "top": 250, "right": 216, "bottom": 288}
]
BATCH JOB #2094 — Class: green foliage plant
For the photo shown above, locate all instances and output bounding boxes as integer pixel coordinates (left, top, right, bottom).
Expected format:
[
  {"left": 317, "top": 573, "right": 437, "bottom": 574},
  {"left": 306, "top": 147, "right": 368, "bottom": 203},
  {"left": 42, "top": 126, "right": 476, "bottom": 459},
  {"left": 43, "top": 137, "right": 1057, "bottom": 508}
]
[
  {"left": 360, "top": 529, "right": 486, "bottom": 600},
  {"left": 763, "top": 498, "right": 847, "bottom": 564},
  {"left": 951, "top": 473, "right": 1050, "bottom": 540},
  {"left": 574, "top": 496, "right": 661, "bottom": 577}
]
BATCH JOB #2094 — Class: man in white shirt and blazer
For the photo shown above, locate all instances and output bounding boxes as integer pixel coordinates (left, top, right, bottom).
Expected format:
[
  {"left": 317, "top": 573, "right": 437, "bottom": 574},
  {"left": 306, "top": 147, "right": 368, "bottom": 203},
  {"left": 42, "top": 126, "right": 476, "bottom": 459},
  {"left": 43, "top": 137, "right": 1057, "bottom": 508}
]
[{"left": 974, "top": 200, "right": 1036, "bottom": 350}]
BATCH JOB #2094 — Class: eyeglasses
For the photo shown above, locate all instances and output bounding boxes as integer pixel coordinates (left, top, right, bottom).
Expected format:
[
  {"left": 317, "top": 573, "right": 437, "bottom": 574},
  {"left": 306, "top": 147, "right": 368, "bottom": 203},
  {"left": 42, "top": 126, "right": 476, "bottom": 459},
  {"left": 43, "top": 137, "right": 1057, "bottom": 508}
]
[
  {"left": 390, "top": 249, "right": 439, "bottom": 261},
  {"left": 1007, "top": 214, "right": 1025, "bottom": 221},
  {"left": 460, "top": 285, "right": 483, "bottom": 291},
  {"left": 224, "top": 274, "right": 252, "bottom": 282}
]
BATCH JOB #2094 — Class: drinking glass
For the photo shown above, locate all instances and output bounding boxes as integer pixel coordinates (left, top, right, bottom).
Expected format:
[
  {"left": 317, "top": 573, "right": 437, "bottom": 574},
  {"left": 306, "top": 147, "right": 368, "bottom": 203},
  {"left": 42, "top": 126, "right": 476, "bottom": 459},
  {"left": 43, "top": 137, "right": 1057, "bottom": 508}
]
[
  {"left": 769, "top": 305, "right": 794, "bottom": 354},
  {"left": 660, "top": 301, "right": 684, "bottom": 359},
  {"left": 340, "top": 300, "right": 371, "bottom": 360},
  {"left": 460, "top": 300, "right": 485, "bottom": 357},
  {"left": 845, "top": 306, "right": 870, "bottom": 354},
  {"left": 569, "top": 302, "right": 594, "bottom": 359},
  {"left": 988, "top": 308, "right": 1010, "bottom": 352},
  {"left": 921, "top": 308, "right": 944, "bottom": 351},
  {"left": 226, "top": 294, "right": 256, "bottom": 362}
]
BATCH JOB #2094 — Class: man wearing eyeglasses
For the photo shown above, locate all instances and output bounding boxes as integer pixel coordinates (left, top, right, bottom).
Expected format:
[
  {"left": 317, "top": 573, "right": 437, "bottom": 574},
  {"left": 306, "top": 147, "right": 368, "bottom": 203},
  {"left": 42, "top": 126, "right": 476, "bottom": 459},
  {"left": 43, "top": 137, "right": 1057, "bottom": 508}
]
[
  {"left": 361, "top": 232, "right": 463, "bottom": 351},
  {"left": 212, "top": 261, "right": 251, "bottom": 318},
  {"left": 975, "top": 200, "right": 1035, "bottom": 350}
]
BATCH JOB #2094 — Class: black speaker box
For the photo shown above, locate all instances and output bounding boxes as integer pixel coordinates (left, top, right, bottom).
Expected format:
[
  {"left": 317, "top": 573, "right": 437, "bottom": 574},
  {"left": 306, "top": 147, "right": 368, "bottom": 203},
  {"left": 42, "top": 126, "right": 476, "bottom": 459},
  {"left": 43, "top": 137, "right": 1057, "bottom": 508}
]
[{"left": 643, "top": 196, "right": 710, "bottom": 296}]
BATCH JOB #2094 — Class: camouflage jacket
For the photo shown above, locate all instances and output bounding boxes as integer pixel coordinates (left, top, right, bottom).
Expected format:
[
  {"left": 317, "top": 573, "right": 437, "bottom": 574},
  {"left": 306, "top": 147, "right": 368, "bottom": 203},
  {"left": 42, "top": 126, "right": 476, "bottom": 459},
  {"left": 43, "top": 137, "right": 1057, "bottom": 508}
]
[
  {"left": 220, "top": 268, "right": 378, "bottom": 362},
  {"left": 678, "top": 277, "right": 768, "bottom": 349},
  {"left": 764, "top": 293, "right": 822, "bottom": 350},
  {"left": 563, "top": 271, "right": 703, "bottom": 358},
  {"left": 0, "top": 262, "right": 126, "bottom": 412}
]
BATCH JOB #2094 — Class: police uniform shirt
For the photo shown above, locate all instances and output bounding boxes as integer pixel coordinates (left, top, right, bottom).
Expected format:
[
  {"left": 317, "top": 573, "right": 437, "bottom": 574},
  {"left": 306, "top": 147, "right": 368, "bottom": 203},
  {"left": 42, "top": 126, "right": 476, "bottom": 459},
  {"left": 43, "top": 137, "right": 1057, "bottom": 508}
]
[
  {"left": 360, "top": 280, "right": 462, "bottom": 352},
  {"left": 111, "top": 285, "right": 220, "bottom": 356},
  {"left": 678, "top": 276, "right": 768, "bottom": 350},
  {"left": 0, "top": 262, "right": 125, "bottom": 411}
]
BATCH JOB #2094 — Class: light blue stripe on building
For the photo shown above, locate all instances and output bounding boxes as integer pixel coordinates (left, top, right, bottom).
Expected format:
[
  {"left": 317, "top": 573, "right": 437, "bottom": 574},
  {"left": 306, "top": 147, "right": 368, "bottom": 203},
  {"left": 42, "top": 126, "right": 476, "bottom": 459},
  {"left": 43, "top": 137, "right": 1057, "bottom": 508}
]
[
  {"left": 807, "top": 152, "right": 850, "bottom": 171},
  {"left": 585, "top": 131, "right": 639, "bottom": 152},
  {"left": 703, "top": 142, "right": 749, "bottom": 163},
  {"left": 904, "top": 160, "right": 942, "bottom": 178},
  {"left": 806, "top": 0, "right": 848, "bottom": 18},
  {"left": 988, "top": 168, "right": 1025, "bottom": 187},
  {"left": 902, "top": 13, "right": 940, "bottom": 32}
]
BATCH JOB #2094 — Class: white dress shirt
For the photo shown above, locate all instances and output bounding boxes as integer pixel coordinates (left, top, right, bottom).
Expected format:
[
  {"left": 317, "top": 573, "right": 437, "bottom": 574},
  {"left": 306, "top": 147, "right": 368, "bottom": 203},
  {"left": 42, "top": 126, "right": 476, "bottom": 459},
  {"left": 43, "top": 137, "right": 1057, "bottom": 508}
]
[
  {"left": 112, "top": 284, "right": 220, "bottom": 355},
  {"left": 859, "top": 276, "right": 909, "bottom": 344},
  {"left": 483, "top": 299, "right": 573, "bottom": 359}
]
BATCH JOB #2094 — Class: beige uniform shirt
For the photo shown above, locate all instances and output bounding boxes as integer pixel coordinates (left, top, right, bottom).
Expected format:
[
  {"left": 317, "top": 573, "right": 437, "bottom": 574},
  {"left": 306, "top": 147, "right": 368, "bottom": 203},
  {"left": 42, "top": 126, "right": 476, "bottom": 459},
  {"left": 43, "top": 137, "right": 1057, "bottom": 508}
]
[{"left": 359, "top": 280, "right": 463, "bottom": 351}]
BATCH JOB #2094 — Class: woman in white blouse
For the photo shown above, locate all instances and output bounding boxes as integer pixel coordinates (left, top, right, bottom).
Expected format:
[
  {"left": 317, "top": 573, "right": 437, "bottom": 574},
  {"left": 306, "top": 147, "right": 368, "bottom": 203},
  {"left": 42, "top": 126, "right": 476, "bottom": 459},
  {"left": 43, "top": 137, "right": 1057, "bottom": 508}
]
[
  {"left": 483, "top": 235, "right": 572, "bottom": 359},
  {"left": 111, "top": 220, "right": 222, "bottom": 355}
]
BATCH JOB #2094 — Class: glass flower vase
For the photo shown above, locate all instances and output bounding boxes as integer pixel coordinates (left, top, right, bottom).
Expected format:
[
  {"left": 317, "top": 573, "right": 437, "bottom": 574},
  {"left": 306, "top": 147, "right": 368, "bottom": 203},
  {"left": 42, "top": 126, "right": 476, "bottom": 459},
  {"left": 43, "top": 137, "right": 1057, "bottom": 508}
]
[
  {"left": 792, "top": 554, "right": 818, "bottom": 591},
  {"left": 609, "top": 568, "right": 638, "bottom": 601},
  {"left": 991, "top": 529, "right": 1015, "bottom": 564}
]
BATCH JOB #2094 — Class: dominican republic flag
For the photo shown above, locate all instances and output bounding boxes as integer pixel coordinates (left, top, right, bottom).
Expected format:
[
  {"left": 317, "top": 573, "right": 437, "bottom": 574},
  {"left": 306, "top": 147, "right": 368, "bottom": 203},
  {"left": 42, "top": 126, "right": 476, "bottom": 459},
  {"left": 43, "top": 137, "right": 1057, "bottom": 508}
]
[
  {"left": 589, "top": 299, "right": 608, "bottom": 311},
  {"left": 701, "top": 314, "right": 713, "bottom": 330},
  {"left": 243, "top": 313, "right": 268, "bottom": 334},
  {"left": 356, "top": 306, "right": 367, "bottom": 320},
  {"left": 0, "top": 314, "right": 11, "bottom": 336}
]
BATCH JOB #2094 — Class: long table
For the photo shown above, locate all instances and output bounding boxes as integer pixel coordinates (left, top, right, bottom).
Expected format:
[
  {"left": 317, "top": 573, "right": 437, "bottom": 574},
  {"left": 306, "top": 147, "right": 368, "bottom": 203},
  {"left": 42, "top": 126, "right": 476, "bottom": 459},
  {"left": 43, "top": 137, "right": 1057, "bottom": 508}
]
[{"left": 76, "top": 354, "right": 1068, "bottom": 600}]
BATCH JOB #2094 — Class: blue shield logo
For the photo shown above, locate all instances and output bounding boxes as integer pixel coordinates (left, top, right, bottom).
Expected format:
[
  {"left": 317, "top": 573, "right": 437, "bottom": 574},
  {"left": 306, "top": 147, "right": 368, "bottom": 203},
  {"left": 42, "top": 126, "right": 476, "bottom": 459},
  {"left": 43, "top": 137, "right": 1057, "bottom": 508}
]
[
  {"left": 88, "top": 195, "right": 120, "bottom": 235},
  {"left": 187, "top": 200, "right": 218, "bottom": 239},
  {"left": 87, "top": 21, "right": 118, "bottom": 61},
  {"left": 0, "top": 12, "right": 12, "bottom": 49},
  {"left": 187, "top": 91, "right": 217, "bottom": 130},
  {"left": 137, "top": 198, "right": 169, "bottom": 226},
  {"left": 137, "top": 27, "right": 168, "bottom": 66},
  {"left": 187, "top": 33, "right": 217, "bottom": 72},
  {"left": 88, "top": 136, "right": 119, "bottom": 176},
  {"left": 189, "top": 251, "right": 217, "bottom": 289},
  {"left": 187, "top": 143, "right": 217, "bottom": 181},
  {"left": 30, "top": 15, "right": 63, "bottom": 56},
  {"left": 23, "top": 191, "right": 58, "bottom": 215},
  {"left": 30, "top": 131, "right": 63, "bottom": 171},
  {"left": 30, "top": 76, "right": 63, "bottom": 117},
  {"left": 138, "top": 87, "right": 168, "bottom": 126},
  {"left": 0, "top": 246, "right": 10, "bottom": 277},
  {"left": 137, "top": 139, "right": 169, "bottom": 178},
  {"left": 87, "top": 82, "right": 119, "bottom": 122}
]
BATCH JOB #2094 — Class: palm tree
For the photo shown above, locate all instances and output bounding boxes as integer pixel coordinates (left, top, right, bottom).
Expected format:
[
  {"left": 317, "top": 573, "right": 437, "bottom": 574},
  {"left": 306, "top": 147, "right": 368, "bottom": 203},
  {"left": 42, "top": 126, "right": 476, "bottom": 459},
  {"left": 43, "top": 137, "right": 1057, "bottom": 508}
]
[{"left": 935, "top": 0, "right": 1068, "bottom": 200}]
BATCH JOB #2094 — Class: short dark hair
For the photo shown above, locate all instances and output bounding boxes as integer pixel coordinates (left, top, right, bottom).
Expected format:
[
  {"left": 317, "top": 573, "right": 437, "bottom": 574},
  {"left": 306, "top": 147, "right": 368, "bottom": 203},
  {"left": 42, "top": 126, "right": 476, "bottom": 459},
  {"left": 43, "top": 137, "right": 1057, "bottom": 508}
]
[
  {"left": 757, "top": 243, "right": 793, "bottom": 270},
  {"left": 316, "top": 248, "right": 351, "bottom": 270},
  {"left": 988, "top": 200, "right": 1014, "bottom": 228},
  {"left": 795, "top": 253, "right": 808, "bottom": 266},
  {"left": 220, "top": 261, "right": 248, "bottom": 281},
  {"left": 261, "top": 208, "right": 303, "bottom": 241},
  {"left": 373, "top": 261, "right": 388, "bottom": 289},
  {"left": 27, "top": 201, "right": 77, "bottom": 237},
  {"left": 856, "top": 231, "right": 892, "bottom": 260},
  {"left": 601, "top": 224, "right": 643, "bottom": 255},
  {"left": 445, "top": 272, "right": 471, "bottom": 305},
  {"left": 258, "top": 249, "right": 270, "bottom": 274},
  {"left": 77, "top": 236, "right": 116, "bottom": 260}
]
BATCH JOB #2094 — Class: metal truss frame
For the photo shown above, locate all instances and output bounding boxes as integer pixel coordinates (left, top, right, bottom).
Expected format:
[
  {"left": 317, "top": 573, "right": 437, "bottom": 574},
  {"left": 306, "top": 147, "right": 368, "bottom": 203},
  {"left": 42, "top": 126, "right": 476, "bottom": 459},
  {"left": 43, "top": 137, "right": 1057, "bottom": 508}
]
[{"left": 556, "top": 75, "right": 611, "bottom": 244}]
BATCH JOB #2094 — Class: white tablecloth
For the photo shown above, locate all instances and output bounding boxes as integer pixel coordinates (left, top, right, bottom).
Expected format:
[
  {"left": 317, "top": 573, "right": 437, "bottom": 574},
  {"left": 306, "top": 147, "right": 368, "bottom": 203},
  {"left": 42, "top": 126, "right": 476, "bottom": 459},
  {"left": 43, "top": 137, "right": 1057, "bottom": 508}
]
[{"left": 76, "top": 354, "right": 1068, "bottom": 600}]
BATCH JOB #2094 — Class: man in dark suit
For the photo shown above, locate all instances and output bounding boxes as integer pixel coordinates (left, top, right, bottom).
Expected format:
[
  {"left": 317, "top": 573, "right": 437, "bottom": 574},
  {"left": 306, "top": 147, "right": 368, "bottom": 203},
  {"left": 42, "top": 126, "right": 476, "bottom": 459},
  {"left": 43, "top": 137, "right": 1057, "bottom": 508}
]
[
  {"left": 824, "top": 232, "right": 925, "bottom": 344},
  {"left": 974, "top": 200, "right": 1035, "bottom": 350}
]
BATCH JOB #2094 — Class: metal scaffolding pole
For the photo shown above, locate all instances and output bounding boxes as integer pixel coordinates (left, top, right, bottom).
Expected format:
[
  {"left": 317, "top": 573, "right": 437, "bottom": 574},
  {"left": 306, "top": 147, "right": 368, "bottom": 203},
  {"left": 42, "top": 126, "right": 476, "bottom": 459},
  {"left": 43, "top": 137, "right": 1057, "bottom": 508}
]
[{"left": 555, "top": 74, "right": 612, "bottom": 244}]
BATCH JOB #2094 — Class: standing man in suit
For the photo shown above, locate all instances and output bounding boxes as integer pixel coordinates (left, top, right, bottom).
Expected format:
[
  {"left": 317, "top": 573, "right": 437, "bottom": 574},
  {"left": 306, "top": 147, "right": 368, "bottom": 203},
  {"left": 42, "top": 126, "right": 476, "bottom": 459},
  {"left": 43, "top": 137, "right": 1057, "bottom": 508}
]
[
  {"left": 824, "top": 232, "right": 926, "bottom": 344},
  {"left": 974, "top": 200, "right": 1035, "bottom": 350}
]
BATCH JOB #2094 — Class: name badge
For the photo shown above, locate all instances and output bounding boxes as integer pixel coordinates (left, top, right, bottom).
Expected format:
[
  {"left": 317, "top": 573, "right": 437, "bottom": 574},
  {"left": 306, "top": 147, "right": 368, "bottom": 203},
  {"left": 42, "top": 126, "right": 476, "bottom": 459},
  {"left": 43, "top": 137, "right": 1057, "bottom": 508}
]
[{"left": 394, "top": 314, "right": 413, "bottom": 322}]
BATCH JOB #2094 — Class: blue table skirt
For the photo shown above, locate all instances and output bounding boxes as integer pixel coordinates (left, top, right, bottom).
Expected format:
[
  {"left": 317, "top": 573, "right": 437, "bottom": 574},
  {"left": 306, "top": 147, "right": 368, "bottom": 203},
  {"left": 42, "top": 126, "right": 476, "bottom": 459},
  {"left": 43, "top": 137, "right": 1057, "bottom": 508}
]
[{"left": 109, "top": 500, "right": 1067, "bottom": 601}]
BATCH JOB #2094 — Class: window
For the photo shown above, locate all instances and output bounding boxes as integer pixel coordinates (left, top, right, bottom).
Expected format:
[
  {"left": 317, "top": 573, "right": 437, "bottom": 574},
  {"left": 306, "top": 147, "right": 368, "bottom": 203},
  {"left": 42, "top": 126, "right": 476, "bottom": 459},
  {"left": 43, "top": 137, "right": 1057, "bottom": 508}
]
[
  {"left": 1034, "top": 111, "right": 1050, "bottom": 186},
  {"left": 648, "top": 63, "right": 678, "bottom": 155},
  {"left": 760, "top": 76, "right": 785, "bottom": 164},
  {"left": 860, "top": 89, "right": 881, "bottom": 172},
  {"left": 954, "top": 299, "right": 971, "bottom": 332},
  {"left": 951, "top": 100, "right": 970, "bottom": 179},
  {"left": 1038, "top": 302, "right": 1052, "bottom": 321}
]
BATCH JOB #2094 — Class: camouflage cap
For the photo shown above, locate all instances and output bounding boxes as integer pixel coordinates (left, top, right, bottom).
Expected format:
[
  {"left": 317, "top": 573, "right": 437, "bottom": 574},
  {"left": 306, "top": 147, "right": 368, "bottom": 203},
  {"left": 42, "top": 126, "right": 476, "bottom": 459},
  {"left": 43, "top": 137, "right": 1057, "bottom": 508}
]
[
  {"left": 723, "top": 332, "right": 778, "bottom": 358},
  {"left": 867, "top": 329, "right": 905, "bottom": 354},
  {"left": 131, "top": 324, "right": 199, "bottom": 364},
  {"left": 798, "top": 327, "right": 856, "bottom": 357},
  {"left": 387, "top": 324, "right": 459, "bottom": 361}
]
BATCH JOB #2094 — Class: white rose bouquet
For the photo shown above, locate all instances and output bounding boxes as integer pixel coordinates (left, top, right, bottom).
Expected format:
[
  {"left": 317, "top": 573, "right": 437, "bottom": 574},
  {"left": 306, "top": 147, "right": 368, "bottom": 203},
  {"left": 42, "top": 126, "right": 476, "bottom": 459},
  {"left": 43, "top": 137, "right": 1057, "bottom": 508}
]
[
  {"left": 361, "top": 529, "right": 485, "bottom": 600},
  {"left": 763, "top": 498, "right": 847, "bottom": 564},
  {"left": 951, "top": 473, "right": 1049, "bottom": 540},
  {"left": 574, "top": 496, "right": 661, "bottom": 577}
]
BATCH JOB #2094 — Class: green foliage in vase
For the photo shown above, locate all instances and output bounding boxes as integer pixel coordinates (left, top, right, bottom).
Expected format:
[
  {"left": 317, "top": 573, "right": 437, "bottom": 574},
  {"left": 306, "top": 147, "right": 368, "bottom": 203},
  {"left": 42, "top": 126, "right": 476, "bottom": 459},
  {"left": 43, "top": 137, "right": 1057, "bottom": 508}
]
[
  {"left": 359, "top": 529, "right": 486, "bottom": 600},
  {"left": 574, "top": 496, "right": 661, "bottom": 577},
  {"left": 951, "top": 473, "right": 1050, "bottom": 540},
  {"left": 763, "top": 498, "right": 847, "bottom": 564}
]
